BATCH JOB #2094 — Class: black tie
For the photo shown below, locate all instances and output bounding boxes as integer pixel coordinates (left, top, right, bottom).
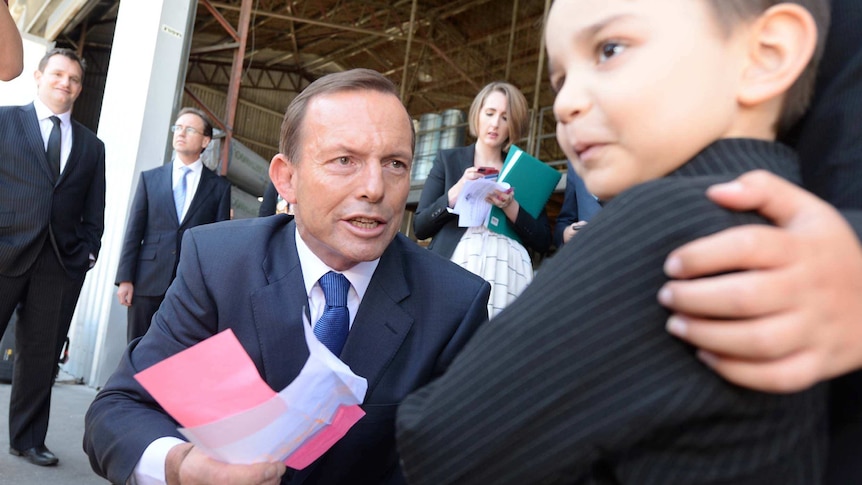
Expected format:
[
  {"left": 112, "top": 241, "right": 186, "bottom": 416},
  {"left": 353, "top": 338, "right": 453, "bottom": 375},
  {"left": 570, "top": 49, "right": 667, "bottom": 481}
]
[{"left": 46, "top": 116, "right": 61, "bottom": 181}]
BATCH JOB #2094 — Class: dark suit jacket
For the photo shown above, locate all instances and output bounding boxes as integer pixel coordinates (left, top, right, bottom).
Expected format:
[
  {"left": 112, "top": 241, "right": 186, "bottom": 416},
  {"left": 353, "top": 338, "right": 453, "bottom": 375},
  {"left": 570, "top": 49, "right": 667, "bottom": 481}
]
[
  {"left": 413, "top": 144, "right": 551, "bottom": 258},
  {"left": 84, "top": 216, "right": 490, "bottom": 484},
  {"left": 397, "top": 139, "right": 826, "bottom": 484},
  {"left": 258, "top": 181, "right": 280, "bottom": 217},
  {"left": 780, "top": 1, "right": 862, "bottom": 481},
  {"left": 553, "top": 160, "right": 602, "bottom": 248},
  {"left": 0, "top": 103, "right": 105, "bottom": 277},
  {"left": 115, "top": 163, "right": 231, "bottom": 296}
]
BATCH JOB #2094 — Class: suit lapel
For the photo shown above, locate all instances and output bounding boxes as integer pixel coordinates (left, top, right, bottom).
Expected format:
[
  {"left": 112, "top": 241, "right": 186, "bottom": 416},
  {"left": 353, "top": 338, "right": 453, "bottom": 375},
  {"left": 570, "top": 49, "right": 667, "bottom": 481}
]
[
  {"left": 19, "top": 104, "right": 54, "bottom": 182},
  {"left": 247, "top": 229, "right": 415, "bottom": 396},
  {"left": 56, "top": 120, "right": 84, "bottom": 186},
  {"left": 182, "top": 167, "right": 216, "bottom": 224},
  {"left": 291, "top": 239, "right": 414, "bottom": 484},
  {"left": 339, "top": 238, "right": 414, "bottom": 396},
  {"left": 248, "top": 223, "right": 311, "bottom": 391},
  {"left": 160, "top": 165, "right": 182, "bottom": 225}
]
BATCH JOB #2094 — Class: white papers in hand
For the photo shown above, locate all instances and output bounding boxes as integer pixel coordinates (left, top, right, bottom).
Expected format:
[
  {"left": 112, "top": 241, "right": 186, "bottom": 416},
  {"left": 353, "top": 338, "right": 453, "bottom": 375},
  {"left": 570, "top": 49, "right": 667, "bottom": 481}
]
[
  {"left": 158, "top": 318, "right": 367, "bottom": 469},
  {"left": 452, "top": 178, "right": 510, "bottom": 227}
]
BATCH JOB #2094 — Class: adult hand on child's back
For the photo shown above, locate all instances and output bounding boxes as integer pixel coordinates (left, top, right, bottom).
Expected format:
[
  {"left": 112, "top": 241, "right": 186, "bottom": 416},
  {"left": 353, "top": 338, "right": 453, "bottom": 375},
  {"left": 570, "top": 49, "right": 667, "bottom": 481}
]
[{"left": 659, "top": 170, "right": 862, "bottom": 393}]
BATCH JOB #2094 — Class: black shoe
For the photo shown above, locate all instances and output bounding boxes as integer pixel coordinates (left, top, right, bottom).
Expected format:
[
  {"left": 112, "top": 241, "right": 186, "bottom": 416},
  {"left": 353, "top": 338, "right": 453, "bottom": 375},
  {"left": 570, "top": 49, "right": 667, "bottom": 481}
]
[{"left": 9, "top": 445, "right": 59, "bottom": 466}]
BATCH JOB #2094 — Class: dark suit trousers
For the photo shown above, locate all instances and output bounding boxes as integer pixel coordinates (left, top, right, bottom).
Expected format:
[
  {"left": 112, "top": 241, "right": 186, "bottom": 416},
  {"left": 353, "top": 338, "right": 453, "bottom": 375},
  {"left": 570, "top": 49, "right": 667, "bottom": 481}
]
[
  {"left": 0, "top": 241, "right": 85, "bottom": 449},
  {"left": 126, "top": 295, "right": 163, "bottom": 343}
]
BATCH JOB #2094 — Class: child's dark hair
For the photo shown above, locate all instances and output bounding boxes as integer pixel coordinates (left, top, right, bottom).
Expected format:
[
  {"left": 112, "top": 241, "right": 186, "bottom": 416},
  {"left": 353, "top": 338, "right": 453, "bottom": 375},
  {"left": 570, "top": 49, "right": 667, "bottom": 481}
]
[{"left": 705, "top": 0, "right": 829, "bottom": 134}]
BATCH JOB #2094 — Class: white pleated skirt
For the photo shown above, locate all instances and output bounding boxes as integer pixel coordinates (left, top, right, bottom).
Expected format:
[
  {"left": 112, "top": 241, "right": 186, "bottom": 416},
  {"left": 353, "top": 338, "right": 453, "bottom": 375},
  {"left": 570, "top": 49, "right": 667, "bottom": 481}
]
[{"left": 450, "top": 226, "right": 533, "bottom": 318}]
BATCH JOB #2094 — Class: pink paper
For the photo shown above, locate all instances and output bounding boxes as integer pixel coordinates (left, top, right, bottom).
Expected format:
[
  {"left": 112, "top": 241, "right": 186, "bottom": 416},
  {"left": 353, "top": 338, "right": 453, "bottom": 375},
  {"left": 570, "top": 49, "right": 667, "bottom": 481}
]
[
  {"left": 284, "top": 404, "right": 366, "bottom": 470},
  {"left": 134, "top": 329, "right": 276, "bottom": 427}
]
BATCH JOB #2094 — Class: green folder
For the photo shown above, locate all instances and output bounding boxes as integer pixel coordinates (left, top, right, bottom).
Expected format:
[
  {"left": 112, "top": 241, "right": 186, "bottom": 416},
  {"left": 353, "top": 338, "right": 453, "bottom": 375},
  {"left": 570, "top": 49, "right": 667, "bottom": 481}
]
[{"left": 486, "top": 145, "right": 562, "bottom": 243}]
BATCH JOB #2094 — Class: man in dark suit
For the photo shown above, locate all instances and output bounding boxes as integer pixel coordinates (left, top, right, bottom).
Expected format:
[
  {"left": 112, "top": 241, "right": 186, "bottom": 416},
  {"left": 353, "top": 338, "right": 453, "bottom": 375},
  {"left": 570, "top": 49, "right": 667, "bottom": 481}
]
[
  {"left": 116, "top": 107, "right": 231, "bottom": 342},
  {"left": 0, "top": 48, "right": 105, "bottom": 467},
  {"left": 84, "top": 68, "right": 490, "bottom": 485},
  {"left": 553, "top": 160, "right": 601, "bottom": 248}
]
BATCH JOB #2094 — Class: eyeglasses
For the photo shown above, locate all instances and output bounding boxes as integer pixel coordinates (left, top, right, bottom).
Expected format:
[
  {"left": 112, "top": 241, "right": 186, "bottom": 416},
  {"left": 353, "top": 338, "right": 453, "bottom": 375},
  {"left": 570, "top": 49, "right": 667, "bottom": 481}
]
[{"left": 171, "top": 125, "right": 204, "bottom": 136}]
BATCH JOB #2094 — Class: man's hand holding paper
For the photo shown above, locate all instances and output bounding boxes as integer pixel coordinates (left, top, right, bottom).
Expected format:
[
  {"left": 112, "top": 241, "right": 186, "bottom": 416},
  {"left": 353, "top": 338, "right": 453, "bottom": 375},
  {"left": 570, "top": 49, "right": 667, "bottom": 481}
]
[{"left": 134, "top": 317, "right": 368, "bottom": 470}]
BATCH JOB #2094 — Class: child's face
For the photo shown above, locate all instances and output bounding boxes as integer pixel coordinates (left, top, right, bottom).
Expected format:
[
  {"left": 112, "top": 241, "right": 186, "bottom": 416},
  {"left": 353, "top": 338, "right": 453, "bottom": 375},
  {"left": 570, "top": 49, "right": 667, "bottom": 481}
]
[{"left": 546, "top": 0, "right": 750, "bottom": 200}]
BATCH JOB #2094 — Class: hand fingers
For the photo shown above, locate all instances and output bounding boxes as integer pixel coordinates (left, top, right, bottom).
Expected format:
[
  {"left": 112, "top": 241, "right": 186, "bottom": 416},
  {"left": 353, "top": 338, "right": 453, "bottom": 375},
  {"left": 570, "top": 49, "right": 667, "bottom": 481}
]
[
  {"left": 485, "top": 191, "right": 512, "bottom": 206},
  {"left": 181, "top": 447, "right": 285, "bottom": 485},
  {"left": 695, "top": 349, "right": 821, "bottom": 394},
  {"left": 658, "top": 267, "right": 793, "bottom": 318},
  {"left": 664, "top": 225, "right": 796, "bottom": 279},
  {"left": 464, "top": 167, "right": 482, "bottom": 180},
  {"left": 665, "top": 312, "right": 806, "bottom": 361},
  {"left": 704, "top": 170, "right": 821, "bottom": 226}
]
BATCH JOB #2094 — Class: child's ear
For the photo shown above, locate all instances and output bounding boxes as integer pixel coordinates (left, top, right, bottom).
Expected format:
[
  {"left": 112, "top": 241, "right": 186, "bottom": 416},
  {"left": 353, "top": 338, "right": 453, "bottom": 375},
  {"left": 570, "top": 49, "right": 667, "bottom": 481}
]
[
  {"left": 269, "top": 153, "right": 298, "bottom": 204},
  {"left": 737, "top": 3, "right": 818, "bottom": 107}
]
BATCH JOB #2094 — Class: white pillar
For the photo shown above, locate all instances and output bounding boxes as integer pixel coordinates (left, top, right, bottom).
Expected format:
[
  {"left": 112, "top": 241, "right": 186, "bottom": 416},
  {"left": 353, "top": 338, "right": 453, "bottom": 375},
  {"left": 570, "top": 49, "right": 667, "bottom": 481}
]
[{"left": 67, "top": 0, "right": 198, "bottom": 388}]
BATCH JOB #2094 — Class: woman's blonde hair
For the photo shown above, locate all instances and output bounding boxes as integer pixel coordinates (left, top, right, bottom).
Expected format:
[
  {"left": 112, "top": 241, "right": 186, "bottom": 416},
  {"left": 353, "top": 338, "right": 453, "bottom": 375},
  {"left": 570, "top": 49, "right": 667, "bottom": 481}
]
[{"left": 468, "top": 81, "right": 529, "bottom": 152}]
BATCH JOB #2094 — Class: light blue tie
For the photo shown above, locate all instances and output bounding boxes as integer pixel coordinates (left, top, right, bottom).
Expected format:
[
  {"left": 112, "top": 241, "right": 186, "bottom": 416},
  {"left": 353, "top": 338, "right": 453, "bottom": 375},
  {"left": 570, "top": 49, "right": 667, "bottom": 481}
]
[
  {"left": 173, "top": 166, "right": 191, "bottom": 221},
  {"left": 314, "top": 271, "right": 350, "bottom": 356}
]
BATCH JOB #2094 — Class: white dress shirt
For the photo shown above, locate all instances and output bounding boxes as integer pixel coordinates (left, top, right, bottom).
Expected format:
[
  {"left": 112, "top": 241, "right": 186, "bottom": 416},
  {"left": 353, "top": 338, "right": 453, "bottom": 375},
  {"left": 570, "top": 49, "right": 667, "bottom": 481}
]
[
  {"left": 172, "top": 158, "right": 203, "bottom": 221},
  {"left": 33, "top": 97, "right": 73, "bottom": 174}
]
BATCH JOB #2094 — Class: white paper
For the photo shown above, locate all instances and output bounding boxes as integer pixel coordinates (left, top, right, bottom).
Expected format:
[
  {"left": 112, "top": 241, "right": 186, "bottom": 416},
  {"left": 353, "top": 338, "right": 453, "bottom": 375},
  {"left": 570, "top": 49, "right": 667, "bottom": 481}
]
[
  {"left": 178, "top": 315, "right": 368, "bottom": 467},
  {"left": 452, "top": 178, "right": 510, "bottom": 227}
]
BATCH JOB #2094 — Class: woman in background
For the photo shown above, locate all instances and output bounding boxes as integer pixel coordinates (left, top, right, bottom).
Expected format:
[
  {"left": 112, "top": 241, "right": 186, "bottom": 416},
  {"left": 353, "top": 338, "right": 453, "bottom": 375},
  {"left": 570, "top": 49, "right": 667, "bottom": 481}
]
[{"left": 414, "top": 81, "right": 551, "bottom": 317}]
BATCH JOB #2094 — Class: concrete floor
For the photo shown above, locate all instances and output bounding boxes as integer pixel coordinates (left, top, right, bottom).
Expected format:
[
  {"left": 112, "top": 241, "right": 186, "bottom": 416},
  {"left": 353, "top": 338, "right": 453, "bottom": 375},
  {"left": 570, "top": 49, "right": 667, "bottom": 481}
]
[{"left": 0, "top": 372, "right": 107, "bottom": 485}]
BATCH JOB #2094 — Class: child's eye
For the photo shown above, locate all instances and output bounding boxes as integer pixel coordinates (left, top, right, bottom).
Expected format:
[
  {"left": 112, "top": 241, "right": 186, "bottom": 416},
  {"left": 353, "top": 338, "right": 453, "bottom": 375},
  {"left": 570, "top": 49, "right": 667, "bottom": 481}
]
[
  {"left": 549, "top": 73, "right": 565, "bottom": 93},
  {"left": 598, "top": 41, "right": 625, "bottom": 63}
]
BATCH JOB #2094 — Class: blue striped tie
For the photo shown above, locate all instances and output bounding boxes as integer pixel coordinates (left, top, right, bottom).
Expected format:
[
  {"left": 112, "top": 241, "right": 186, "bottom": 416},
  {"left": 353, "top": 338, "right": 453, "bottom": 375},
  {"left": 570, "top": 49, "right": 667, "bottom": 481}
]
[{"left": 314, "top": 271, "right": 350, "bottom": 356}]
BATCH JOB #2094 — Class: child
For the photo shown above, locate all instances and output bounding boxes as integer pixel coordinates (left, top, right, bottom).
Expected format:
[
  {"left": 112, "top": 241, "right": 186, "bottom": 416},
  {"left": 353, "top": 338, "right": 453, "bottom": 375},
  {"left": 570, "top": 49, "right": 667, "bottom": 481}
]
[{"left": 396, "top": 1, "right": 830, "bottom": 483}]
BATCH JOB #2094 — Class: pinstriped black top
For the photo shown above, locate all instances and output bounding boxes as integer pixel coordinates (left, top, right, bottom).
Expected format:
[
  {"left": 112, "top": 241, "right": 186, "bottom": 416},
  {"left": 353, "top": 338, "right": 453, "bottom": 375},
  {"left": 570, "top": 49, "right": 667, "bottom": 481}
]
[{"left": 396, "top": 138, "right": 827, "bottom": 485}]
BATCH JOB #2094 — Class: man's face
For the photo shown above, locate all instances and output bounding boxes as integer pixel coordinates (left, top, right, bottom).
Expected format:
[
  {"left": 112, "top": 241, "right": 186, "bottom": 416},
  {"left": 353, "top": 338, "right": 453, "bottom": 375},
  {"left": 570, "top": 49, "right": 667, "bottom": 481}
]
[
  {"left": 272, "top": 90, "right": 413, "bottom": 271},
  {"left": 34, "top": 55, "right": 83, "bottom": 115},
  {"left": 546, "top": 0, "right": 750, "bottom": 200},
  {"left": 172, "top": 113, "right": 210, "bottom": 160}
]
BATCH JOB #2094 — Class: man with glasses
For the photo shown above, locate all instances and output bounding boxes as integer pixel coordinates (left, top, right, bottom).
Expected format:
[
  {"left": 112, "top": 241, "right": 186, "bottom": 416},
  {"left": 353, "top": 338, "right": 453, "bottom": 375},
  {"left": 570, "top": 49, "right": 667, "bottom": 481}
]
[{"left": 115, "top": 107, "right": 231, "bottom": 343}]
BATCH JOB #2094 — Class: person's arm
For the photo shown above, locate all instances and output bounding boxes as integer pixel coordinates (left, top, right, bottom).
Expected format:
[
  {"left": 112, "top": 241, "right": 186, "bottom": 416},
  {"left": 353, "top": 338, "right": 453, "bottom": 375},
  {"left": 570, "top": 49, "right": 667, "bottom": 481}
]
[
  {"left": 86, "top": 230, "right": 286, "bottom": 484},
  {"left": 257, "top": 182, "right": 278, "bottom": 217},
  {"left": 0, "top": 1, "right": 23, "bottom": 81},
  {"left": 509, "top": 203, "right": 552, "bottom": 254},
  {"left": 216, "top": 177, "right": 232, "bottom": 221},
  {"left": 116, "top": 175, "right": 150, "bottom": 287},
  {"left": 398, "top": 180, "right": 808, "bottom": 484},
  {"left": 117, "top": 281, "right": 134, "bottom": 306},
  {"left": 660, "top": 170, "right": 862, "bottom": 393},
  {"left": 82, "top": 139, "right": 107, "bottom": 262},
  {"left": 413, "top": 152, "right": 457, "bottom": 240},
  {"left": 165, "top": 443, "right": 283, "bottom": 485},
  {"left": 554, "top": 161, "right": 580, "bottom": 247}
]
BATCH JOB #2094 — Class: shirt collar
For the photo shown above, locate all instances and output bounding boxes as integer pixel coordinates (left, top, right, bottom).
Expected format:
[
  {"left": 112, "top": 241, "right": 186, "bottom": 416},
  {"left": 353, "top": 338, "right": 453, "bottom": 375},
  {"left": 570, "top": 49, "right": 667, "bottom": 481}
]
[
  {"left": 172, "top": 157, "right": 203, "bottom": 173},
  {"left": 294, "top": 227, "right": 378, "bottom": 302},
  {"left": 667, "top": 138, "right": 799, "bottom": 183},
  {"left": 33, "top": 98, "right": 72, "bottom": 126}
]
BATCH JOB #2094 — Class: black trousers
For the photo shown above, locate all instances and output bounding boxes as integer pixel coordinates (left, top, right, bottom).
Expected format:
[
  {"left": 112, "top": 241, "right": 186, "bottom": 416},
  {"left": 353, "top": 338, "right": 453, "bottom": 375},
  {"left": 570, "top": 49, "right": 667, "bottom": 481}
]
[
  {"left": 126, "top": 295, "right": 164, "bottom": 343},
  {"left": 0, "top": 241, "right": 85, "bottom": 450}
]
